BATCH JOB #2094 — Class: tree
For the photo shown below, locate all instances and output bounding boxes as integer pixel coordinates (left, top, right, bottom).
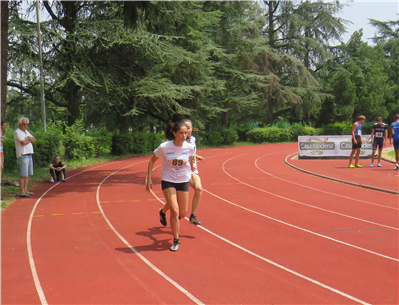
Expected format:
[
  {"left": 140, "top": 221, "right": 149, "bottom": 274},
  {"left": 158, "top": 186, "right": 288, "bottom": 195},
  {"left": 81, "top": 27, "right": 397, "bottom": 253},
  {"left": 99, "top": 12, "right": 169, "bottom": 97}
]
[{"left": 1, "top": 0, "right": 8, "bottom": 122}]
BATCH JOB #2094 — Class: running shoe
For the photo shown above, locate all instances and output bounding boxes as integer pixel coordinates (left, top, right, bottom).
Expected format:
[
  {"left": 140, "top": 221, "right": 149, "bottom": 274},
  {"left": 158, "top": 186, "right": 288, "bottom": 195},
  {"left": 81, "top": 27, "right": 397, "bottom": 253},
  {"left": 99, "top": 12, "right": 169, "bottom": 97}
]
[
  {"left": 349, "top": 164, "right": 355, "bottom": 168},
  {"left": 377, "top": 164, "right": 382, "bottom": 167},
  {"left": 356, "top": 164, "right": 363, "bottom": 168},
  {"left": 159, "top": 208, "right": 167, "bottom": 226},
  {"left": 395, "top": 164, "right": 399, "bottom": 170},
  {"left": 189, "top": 214, "right": 202, "bottom": 225},
  {"left": 170, "top": 239, "right": 180, "bottom": 251},
  {"left": 50, "top": 178, "right": 54, "bottom": 183},
  {"left": 370, "top": 163, "right": 374, "bottom": 167},
  {"left": 61, "top": 178, "right": 66, "bottom": 182}
]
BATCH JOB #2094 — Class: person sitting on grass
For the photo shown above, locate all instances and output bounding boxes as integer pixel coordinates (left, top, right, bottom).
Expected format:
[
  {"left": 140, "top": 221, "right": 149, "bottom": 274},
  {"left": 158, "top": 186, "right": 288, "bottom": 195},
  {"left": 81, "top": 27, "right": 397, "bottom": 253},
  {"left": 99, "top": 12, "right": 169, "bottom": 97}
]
[{"left": 49, "top": 155, "right": 67, "bottom": 182}]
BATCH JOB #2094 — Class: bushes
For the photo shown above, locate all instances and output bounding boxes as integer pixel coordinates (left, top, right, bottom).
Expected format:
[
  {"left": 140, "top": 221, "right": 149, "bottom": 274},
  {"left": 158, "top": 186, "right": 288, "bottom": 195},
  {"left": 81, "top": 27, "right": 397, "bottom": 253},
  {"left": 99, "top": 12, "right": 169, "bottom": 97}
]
[
  {"left": 111, "top": 132, "right": 164, "bottom": 155},
  {"left": 195, "top": 128, "right": 239, "bottom": 148},
  {"left": 247, "top": 125, "right": 320, "bottom": 144},
  {"left": 63, "top": 122, "right": 96, "bottom": 160}
]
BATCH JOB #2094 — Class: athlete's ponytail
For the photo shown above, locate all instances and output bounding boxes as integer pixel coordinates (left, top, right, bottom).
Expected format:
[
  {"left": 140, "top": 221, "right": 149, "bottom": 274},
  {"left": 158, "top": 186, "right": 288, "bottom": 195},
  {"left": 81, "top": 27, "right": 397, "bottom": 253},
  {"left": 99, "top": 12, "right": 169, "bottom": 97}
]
[{"left": 165, "top": 121, "right": 188, "bottom": 140}]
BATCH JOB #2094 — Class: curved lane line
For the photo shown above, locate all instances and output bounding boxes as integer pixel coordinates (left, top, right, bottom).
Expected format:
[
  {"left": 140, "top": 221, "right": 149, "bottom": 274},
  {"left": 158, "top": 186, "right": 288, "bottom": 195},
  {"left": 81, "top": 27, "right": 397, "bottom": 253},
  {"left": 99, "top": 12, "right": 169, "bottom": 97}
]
[
  {"left": 255, "top": 154, "right": 399, "bottom": 211},
  {"left": 149, "top": 189, "right": 371, "bottom": 305},
  {"left": 223, "top": 154, "right": 398, "bottom": 231},
  {"left": 26, "top": 159, "right": 152, "bottom": 305},
  {"left": 285, "top": 152, "right": 399, "bottom": 195},
  {"left": 96, "top": 161, "right": 205, "bottom": 305}
]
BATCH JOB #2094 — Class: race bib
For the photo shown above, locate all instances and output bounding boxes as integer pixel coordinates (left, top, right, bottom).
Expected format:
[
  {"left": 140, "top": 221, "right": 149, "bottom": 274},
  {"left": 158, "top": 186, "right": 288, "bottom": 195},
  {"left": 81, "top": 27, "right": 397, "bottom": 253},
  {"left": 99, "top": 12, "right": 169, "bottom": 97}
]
[
  {"left": 357, "top": 130, "right": 362, "bottom": 135},
  {"left": 375, "top": 132, "right": 383, "bottom": 138},
  {"left": 171, "top": 159, "right": 185, "bottom": 166}
]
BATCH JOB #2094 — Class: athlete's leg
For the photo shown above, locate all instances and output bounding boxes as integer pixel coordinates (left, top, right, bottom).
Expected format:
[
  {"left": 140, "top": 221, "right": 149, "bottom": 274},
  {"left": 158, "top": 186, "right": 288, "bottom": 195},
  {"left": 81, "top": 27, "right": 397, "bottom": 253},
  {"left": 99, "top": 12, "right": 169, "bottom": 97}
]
[
  {"left": 162, "top": 187, "right": 180, "bottom": 239},
  {"left": 176, "top": 190, "right": 189, "bottom": 219},
  {"left": 349, "top": 149, "right": 356, "bottom": 166},
  {"left": 189, "top": 174, "right": 202, "bottom": 215},
  {"left": 371, "top": 149, "right": 376, "bottom": 164},
  {"left": 377, "top": 146, "right": 383, "bottom": 164},
  {"left": 354, "top": 148, "right": 361, "bottom": 166}
]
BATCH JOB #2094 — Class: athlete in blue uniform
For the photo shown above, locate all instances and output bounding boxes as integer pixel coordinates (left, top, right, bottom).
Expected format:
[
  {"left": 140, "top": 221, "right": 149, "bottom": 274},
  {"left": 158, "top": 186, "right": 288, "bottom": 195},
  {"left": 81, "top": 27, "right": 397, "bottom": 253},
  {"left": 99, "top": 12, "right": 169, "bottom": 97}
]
[
  {"left": 349, "top": 115, "right": 366, "bottom": 168},
  {"left": 389, "top": 114, "right": 399, "bottom": 170},
  {"left": 370, "top": 117, "right": 387, "bottom": 167}
]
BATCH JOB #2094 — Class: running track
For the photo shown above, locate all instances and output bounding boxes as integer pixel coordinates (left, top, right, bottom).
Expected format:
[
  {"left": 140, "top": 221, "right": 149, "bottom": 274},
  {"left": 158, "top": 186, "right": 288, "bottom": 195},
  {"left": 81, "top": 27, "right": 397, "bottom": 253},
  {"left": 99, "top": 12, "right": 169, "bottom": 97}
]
[{"left": 1, "top": 143, "right": 398, "bottom": 304}]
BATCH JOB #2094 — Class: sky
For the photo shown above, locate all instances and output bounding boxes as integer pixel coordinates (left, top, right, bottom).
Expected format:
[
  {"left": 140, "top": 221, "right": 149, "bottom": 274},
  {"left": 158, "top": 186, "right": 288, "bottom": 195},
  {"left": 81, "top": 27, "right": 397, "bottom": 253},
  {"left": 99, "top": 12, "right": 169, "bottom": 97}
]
[
  {"left": 27, "top": 0, "right": 399, "bottom": 45},
  {"left": 338, "top": 0, "right": 399, "bottom": 43}
]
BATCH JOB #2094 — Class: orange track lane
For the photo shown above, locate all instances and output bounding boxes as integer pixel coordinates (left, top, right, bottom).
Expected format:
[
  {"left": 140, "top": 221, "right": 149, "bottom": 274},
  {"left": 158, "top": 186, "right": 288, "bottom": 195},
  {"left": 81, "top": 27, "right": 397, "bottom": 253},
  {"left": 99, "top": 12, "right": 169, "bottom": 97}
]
[{"left": 1, "top": 144, "right": 398, "bottom": 304}]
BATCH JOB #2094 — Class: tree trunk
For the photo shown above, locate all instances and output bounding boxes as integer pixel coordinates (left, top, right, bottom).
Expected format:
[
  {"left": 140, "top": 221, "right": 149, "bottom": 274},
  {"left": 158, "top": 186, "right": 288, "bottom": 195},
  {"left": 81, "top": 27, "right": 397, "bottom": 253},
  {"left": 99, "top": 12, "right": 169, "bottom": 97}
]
[{"left": 1, "top": 1, "right": 8, "bottom": 122}]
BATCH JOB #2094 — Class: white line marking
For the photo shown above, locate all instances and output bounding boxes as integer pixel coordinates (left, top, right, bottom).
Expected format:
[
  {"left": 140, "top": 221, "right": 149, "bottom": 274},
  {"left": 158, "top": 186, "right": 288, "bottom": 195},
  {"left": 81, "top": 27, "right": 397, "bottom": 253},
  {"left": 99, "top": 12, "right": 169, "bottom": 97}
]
[
  {"left": 26, "top": 158, "right": 147, "bottom": 305},
  {"left": 149, "top": 192, "right": 371, "bottom": 305},
  {"left": 222, "top": 154, "right": 398, "bottom": 232},
  {"left": 255, "top": 155, "right": 399, "bottom": 211},
  {"left": 96, "top": 162, "right": 204, "bottom": 305},
  {"left": 203, "top": 188, "right": 398, "bottom": 262}
]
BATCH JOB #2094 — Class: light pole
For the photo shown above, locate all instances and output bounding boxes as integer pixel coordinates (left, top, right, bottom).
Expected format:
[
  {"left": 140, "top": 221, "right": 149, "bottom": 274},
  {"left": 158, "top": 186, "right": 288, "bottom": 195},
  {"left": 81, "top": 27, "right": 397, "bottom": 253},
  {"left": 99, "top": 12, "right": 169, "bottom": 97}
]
[{"left": 36, "top": 0, "right": 46, "bottom": 132}]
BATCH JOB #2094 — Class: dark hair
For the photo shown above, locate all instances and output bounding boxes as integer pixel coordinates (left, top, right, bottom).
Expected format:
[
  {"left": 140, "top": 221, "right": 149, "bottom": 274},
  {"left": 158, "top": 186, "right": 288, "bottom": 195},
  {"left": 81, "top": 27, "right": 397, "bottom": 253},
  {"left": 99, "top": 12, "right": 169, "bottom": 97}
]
[
  {"left": 395, "top": 114, "right": 399, "bottom": 121},
  {"left": 165, "top": 121, "right": 188, "bottom": 140},
  {"left": 1, "top": 121, "right": 6, "bottom": 126},
  {"left": 182, "top": 118, "right": 192, "bottom": 141},
  {"left": 52, "top": 155, "right": 60, "bottom": 166},
  {"left": 376, "top": 117, "right": 382, "bottom": 122}
]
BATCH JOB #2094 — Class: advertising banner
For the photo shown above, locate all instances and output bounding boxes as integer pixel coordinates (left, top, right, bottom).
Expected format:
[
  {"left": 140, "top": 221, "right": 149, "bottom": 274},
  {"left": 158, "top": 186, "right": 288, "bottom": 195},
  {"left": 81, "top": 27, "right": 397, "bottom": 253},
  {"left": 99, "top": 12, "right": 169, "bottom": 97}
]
[{"left": 298, "top": 135, "right": 373, "bottom": 157}]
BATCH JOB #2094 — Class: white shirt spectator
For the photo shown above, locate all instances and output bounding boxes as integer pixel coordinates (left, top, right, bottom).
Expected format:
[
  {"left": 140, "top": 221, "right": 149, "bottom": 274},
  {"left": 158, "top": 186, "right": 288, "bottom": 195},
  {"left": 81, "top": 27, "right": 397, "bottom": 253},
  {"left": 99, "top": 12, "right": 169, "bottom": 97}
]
[{"left": 14, "top": 128, "right": 34, "bottom": 158}]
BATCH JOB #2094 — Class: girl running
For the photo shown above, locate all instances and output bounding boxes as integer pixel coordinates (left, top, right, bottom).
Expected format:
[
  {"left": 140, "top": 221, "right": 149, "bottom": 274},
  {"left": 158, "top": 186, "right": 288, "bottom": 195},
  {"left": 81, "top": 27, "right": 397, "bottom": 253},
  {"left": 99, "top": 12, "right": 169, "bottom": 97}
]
[
  {"left": 146, "top": 121, "right": 195, "bottom": 251},
  {"left": 182, "top": 118, "right": 203, "bottom": 225}
]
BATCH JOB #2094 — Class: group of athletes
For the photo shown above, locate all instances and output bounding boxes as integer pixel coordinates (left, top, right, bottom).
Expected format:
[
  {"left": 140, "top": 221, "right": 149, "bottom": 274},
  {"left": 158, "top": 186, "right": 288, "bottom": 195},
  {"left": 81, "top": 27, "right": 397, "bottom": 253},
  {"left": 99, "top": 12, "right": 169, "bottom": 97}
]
[
  {"left": 146, "top": 119, "right": 202, "bottom": 251},
  {"left": 349, "top": 114, "right": 399, "bottom": 169}
]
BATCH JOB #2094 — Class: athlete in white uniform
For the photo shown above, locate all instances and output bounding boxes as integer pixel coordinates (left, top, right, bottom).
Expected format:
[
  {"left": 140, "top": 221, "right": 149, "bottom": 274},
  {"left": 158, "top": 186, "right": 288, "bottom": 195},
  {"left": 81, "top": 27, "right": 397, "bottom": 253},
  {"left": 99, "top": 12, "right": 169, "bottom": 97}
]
[
  {"left": 146, "top": 121, "right": 195, "bottom": 251},
  {"left": 183, "top": 119, "right": 203, "bottom": 225}
]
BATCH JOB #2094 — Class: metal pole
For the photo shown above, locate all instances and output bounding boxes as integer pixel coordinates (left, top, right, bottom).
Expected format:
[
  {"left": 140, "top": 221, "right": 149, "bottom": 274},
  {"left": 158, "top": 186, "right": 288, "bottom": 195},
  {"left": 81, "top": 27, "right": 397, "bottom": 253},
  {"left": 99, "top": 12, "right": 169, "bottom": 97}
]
[{"left": 36, "top": 0, "right": 46, "bottom": 132}]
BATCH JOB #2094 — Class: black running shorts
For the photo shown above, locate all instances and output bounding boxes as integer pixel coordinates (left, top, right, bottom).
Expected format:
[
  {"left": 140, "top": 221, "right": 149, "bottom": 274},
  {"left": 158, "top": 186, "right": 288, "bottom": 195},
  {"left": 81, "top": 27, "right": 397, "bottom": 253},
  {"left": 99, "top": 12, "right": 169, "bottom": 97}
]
[
  {"left": 161, "top": 180, "right": 190, "bottom": 192},
  {"left": 352, "top": 135, "right": 362, "bottom": 149}
]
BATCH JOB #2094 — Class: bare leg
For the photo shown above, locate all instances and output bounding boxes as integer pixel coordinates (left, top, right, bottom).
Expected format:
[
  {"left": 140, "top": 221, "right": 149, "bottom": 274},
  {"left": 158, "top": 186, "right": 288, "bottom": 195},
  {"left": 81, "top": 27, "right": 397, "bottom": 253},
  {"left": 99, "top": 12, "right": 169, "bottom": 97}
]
[
  {"left": 377, "top": 148, "right": 382, "bottom": 164},
  {"left": 354, "top": 148, "right": 361, "bottom": 166},
  {"left": 19, "top": 177, "right": 25, "bottom": 194},
  {"left": 349, "top": 149, "right": 356, "bottom": 166},
  {"left": 371, "top": 149, "right": 376, "bottom": 164},
  {"left": 25, "top": 176, "right": 30, "bottom": 193},
  {"left": 189, "top": 174, "right": 202, "bottom": 215},
  {"left": 162, "top": 188, "right": 180, "bottom": 239}
]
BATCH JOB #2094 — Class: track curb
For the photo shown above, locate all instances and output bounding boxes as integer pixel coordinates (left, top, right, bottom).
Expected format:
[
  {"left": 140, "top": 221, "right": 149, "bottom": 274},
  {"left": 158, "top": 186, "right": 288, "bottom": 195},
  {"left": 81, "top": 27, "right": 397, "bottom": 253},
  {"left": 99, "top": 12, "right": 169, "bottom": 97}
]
[{"left": 285, "top": 152, "right": 399, "bottom": 195}]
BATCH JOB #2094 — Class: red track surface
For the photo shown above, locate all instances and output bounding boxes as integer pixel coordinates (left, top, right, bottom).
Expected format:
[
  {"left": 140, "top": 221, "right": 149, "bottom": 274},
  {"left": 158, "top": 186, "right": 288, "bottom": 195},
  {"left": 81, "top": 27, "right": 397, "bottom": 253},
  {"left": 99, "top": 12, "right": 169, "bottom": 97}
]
[{"left": 2, "top": 143, "right": 398, "bottom": 305}]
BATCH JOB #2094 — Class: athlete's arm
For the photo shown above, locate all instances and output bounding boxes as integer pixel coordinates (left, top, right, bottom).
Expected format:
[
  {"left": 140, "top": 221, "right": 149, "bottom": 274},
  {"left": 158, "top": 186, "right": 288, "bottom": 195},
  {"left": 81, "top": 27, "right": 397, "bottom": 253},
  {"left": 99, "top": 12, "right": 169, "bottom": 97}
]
[
  {"left": 146, "top": 154, "right": 159, "bottom": 193},
  {"left": 196, "top": 155, "right": 204, "bottom": 162},
  {"left": 389, "top": 126, "right": 393, "bottom": 144},
  {"left": 370, "top": 128, "right": 375, "bottom": 144}
]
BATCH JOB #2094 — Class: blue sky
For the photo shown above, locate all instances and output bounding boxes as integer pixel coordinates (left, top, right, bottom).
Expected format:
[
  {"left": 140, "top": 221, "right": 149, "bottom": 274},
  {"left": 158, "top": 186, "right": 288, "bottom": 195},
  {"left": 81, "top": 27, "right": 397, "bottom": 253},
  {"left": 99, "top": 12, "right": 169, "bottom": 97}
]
[{"left": 338, "top": 0, "right": 399, "bottom": 43}]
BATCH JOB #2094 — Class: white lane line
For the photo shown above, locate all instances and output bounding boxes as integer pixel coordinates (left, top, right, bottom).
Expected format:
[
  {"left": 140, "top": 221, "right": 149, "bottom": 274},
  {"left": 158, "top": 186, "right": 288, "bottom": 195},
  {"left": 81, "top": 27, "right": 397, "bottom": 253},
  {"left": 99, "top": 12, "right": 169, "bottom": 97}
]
[
  {"left": 149, "top": 192, "right": 371, "bottom": 305},
  {"left": 97, "top": 162, "right": 204, "bottom": 305},
  {"left": 26, "top": 158, "right": 147, "bottom": 305},
  {"left": 222, "top": 154, "right": 398, "bottom": 232},
  {"left": 203, "top": 188, "right": 398, "bottom": 262},
  {"left": 255, "top": 155, "right": 399, "bottom": 211}
]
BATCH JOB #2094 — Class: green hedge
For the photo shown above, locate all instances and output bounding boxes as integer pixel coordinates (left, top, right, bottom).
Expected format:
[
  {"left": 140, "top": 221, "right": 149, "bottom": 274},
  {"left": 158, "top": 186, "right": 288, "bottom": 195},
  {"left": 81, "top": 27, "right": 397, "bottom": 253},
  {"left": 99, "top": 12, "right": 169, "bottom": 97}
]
[{"left": 111, "top": 132, "right": 165, "bottom": 156}]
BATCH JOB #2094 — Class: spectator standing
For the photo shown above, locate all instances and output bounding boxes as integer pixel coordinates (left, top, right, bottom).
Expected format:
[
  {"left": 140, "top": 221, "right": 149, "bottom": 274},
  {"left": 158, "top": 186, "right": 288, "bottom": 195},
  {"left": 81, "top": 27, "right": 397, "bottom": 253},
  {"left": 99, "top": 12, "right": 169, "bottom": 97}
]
[
  {"left": 349, "top": 115, "right": 366, "bottom": 168},
  {"left": 370, "top": 117, "right": 388, "bottom": 167},
  {"left": 1, "top": 121, "right": 6, "bottom": 178},
  {"left": 14, "top": 117, "right": 36, "bottom": 197},
  {"left": 389, "top": 114, "right": 399, "bottom": 170}
]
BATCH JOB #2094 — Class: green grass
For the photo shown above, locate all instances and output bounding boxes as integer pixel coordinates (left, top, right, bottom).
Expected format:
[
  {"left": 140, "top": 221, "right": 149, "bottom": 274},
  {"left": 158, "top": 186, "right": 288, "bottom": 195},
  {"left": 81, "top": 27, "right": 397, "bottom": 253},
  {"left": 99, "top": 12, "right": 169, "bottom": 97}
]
[
  {"left": 388, "top": 150, "right": 396, "bottom": 158},
  {"left": 1, "top": 153, "right": 134, "bottom": 211}
]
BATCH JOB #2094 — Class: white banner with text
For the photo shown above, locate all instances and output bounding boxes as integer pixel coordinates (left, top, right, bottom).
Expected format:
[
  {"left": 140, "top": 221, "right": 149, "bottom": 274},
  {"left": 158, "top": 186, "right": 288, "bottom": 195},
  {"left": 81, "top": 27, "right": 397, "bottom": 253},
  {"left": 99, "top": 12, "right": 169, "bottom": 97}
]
[{"left": 298, "top": 135, "right": 373, "bottom": 157}]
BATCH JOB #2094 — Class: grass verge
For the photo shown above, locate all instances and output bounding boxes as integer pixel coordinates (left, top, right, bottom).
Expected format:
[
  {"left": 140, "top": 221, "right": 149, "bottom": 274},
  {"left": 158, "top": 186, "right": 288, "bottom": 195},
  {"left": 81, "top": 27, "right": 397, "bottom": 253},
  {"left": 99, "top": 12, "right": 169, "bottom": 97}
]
[{"left": 1, "top": 154, "right": 133, "bottom": 212}]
